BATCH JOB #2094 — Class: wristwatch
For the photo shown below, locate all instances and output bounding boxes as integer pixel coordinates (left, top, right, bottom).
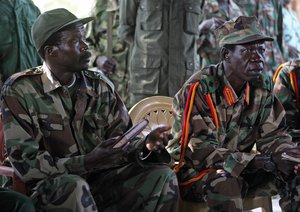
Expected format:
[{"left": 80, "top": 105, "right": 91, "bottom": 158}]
[
  {"left": 263, "top": 160, "right": 276, "bottom": 172},
  {"left": 262, "top": 155, "right": 276, "bottom": 172}
]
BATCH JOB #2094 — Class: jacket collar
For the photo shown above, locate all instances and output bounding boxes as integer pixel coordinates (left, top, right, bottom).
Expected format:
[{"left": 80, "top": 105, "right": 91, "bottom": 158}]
[{"left": 41, "top": 63, "right": 97, "bottom": 97}]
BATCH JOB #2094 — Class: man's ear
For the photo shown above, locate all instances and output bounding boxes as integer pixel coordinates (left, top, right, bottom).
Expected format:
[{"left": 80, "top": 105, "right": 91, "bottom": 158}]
[
  {"left": 44, "top": 46, "right": 58, "bottom": 57},
  {"left": 220, "top": 47, "right": 230, "bottom": 62}
]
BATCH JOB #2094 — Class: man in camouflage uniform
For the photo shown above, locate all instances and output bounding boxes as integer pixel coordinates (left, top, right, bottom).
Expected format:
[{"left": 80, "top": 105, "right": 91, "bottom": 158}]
[
  {"left": 1, "top": 8, "right": 179, "bottom": 212},
  {"left": 197, "top": 0, "right": 243, "bottom": 68},
  {"left": 274, "top": 59, "right": 300, "bottom": 142},
  {"left": 86, "top": 0, "right": 130, "bottom": 107},
  {"left": 118, "top": 0, "right": 204, "bottom": 107},
  {"left": 167, "top": 16, "right": 300, "bottom": 211},
  {"left": 233, "top": 0, "right": 286, "bottom": 76}
]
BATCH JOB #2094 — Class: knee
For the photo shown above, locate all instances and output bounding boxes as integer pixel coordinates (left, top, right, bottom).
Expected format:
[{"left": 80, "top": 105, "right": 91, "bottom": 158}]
[
  {"left": 58, "top": 174, "right": 91, "bottom": 194},
  {"left": 36, "top": 174, "right": 96, "bottom": 211},
  {"left": 16, "top": 195, "right": 36, "bottom": 212},
  {"left": 0, "top": 188, "right": 35, "bottom": 212},
  {"left": 152, "top": 166, "right": 178, "bottom": 182},
  {"left": 205, "top": 171, "right": 245, "bottom": 196}
]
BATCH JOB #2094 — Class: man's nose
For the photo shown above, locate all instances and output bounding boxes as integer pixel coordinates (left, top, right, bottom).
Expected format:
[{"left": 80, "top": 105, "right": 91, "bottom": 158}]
[
  {"left": 251, "top": 49, "right": 263, "bottom": 61},
  {"left": 80, "top": 40, "right": 89, "bottom": 52}
]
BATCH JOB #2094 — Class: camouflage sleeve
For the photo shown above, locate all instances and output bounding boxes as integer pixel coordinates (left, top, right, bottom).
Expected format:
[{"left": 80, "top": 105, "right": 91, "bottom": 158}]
[
  {"left": 274, "top": 68, "right": 300, "bottom": 142},
  {"left": 117, "top": 0, "right": 139, "bottom": 43},
  {"left": 85, "top": 1, "right": 107, "bottom": 67},
  {"left": 1, "top": 77, "right": 131, "bottom": 183},
  {"left": 86, "top": 2, "right": 129, "bottom": 73},
  {"left": 1, "top": 84, "right": 83, "bottom": 183},
  {"left": 254, "top": 93, "right": 294, "bottom": 153}
]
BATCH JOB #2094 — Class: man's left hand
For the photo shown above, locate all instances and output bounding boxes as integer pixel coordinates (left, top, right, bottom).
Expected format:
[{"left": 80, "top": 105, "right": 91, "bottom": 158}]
[
  {"left": 273, "top": 147, "right": 300, "bottom": 177},
  {"left": 96, "top": 55, "right": 117, "bottom": 75}
]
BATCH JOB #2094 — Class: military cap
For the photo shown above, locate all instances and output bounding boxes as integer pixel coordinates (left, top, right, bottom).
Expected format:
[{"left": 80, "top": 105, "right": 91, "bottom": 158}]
[
  {"left": 31, "top": 8, "right": 94, "bottom": 51},
  {"left": 217, "top": 16, "right": 274, "bottom": 47}
]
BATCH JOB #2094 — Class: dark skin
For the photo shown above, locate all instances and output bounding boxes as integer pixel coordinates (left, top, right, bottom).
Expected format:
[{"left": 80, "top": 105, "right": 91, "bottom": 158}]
[
  {"left": 222, "top": 42, "right": 266, "bottom": 93},
  {"left": 221, "top": 41, "right": 300, "bottom": 176},
  {"left": 43, "top": 23, "right": 171, "bottom": 171}
]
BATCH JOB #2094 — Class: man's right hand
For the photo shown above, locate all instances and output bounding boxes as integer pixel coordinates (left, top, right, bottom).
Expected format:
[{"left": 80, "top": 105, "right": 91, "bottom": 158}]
[
  {"left": 96, "top": 55, "right": 117, "bottom": 76},
  {"left": 247, "top": 154, "right": 275, "bottom": 172},
  {"left": 272, "top": 147, "right": 300, "bottom": 177},
  {"left": 84, "top": 137, "right": 126, "bottom": 171}
]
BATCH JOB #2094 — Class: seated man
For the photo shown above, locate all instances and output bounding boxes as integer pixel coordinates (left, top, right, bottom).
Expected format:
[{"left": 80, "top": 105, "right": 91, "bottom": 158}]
[
  {"left": 1, "top": 8, "right": 179, "bottom": 212},
  {"left": 167, "top": 16, "right": 300, "bottom": 211},
  {"left": 274, "top": 59, "right": 300, "bottom": 143}
]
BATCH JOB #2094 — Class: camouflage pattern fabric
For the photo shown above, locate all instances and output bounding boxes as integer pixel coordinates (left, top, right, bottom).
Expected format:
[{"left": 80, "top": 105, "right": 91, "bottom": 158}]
[
  {"left": 232, "top": 0, "right": 286, "bottom": 76},
  {"left": 198, "top": 0, "right": 243, "bottom": 68},
  {"left": 166, "top": 63, "right": 300, "bottom": 211},
  {"left": 1, "top": 64, "right": 179, "bottom": 211},
  {"left": 0, "top": 0, "right": 42, "bottom": 83},
  {"left": 86, "top": 0, "right": 130, "bottom": 107},
  {"left": 118, "top": 0, "right": 204, "bottom": 107},
  {"left": 0, "top": 187, "right": 36, "bottom": 212},
  {"left": 274, "top": 59, "right": 300, "bottom": 143},
  {"left": 216, "top": 16, "right": 274, "bottom": 46}
]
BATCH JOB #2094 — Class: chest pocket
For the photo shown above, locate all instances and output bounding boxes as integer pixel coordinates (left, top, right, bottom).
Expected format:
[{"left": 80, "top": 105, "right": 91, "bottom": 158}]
[
  {"left": 184, "top": 1, "right": 202, "bottom": 34},
  {"left": 38, "top": 114, "right": 64, "bottom": 130},
  {"left": 139, "top": 0, "right": 163, "bottom": 31},
  {"left": 85, "top": 115, "right": 109, "bottom": 141},
  {"left": 37, "top": 113, "right": 65, "bottom": 139}
]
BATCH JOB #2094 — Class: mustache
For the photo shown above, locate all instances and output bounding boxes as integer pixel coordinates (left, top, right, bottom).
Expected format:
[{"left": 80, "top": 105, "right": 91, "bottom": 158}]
[{"left": 81, "top": 51, "right": 92, "bottom": 60}]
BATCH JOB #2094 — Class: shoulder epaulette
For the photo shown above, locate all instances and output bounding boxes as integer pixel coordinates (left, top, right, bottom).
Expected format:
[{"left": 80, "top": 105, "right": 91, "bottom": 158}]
[
  {"left": 84, "top": 68, "right": 115, "bottom": 92},
  {"left": 5, "top": 67, "right": 43, "bottom": 86}
]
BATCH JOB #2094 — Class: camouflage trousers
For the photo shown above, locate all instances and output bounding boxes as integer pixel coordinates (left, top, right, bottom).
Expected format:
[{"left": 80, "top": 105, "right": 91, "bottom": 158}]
[
  {"left": 30, "top": 163, "right": 179, "bottom": 212},
  {"left": 180, "top": 169, "right": 300, "bottom": 212},
  {"left": 0, "top": 187, "right": 35, "bottom": 212}
]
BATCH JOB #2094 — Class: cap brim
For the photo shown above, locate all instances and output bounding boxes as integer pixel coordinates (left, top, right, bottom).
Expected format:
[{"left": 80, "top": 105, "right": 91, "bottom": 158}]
[
  {"left": 230, "top": 34, "right": 274, "bottom": 45},
  {"left": 57, "top": 16, "right": 95, "bottom": 32}
]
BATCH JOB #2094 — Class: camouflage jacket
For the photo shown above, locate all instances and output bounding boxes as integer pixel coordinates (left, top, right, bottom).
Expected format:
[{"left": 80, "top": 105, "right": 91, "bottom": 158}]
[
  {"left": 167, "top": 63, "right": 293, "bottom": 180},
  {"left": 86, "top": 0, "right": 130, "bottom": 106},
  {"left": 274, "top": 59, "right": 300, "bottom": 142},
  {"left": 198, "top": 0, "right": 243, "bottom": 68},
  {"left": 86, "top": 0, "right": 129, "bottom": 71},
  {"left": 118, "top": 0, "right": 204, "bottom": 97},
  {"left": 0, "top": 0, "right": 41, "bottom": 82},
  {"left": 1, "top": 64, "right": 133, "bottom": 183}
]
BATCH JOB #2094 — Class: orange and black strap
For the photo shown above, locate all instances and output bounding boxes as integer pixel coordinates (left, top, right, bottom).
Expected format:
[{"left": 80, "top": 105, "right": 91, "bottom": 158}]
[
  {"left": 290, "top": 71, "right": 299, "bottom": 108},
  {"left": 174, "top": 82, "right": 215, "bottom": 186},
  {"left": 273, "top": 63, "right": 283, "bottom": 83},
  {"left": 274, "top": 63, "right": 299, "bottom": 108}
]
